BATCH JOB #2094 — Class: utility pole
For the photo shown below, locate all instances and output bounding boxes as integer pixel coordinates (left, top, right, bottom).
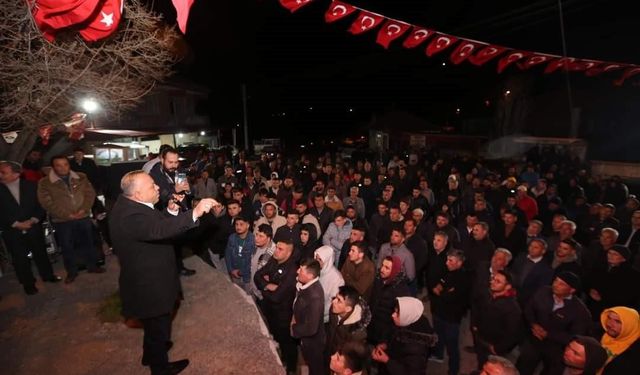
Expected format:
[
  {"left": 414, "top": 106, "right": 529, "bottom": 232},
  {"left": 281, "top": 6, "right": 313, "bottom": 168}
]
[{"left": 242, "top": 84, "right": 250, "bottom": 151}]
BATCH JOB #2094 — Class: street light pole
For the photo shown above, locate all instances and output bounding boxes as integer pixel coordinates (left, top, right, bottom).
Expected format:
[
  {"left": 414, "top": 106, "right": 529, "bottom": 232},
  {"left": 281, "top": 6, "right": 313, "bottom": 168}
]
[{"left": 242, "top": 84, "right": 249, "bottom": 152}]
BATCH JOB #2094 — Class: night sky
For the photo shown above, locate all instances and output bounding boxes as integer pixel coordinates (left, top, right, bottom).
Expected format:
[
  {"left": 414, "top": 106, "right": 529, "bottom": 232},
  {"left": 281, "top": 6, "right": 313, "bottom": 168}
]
[{"left": 150, "top": 0, "right": 640, "bottom": 153}]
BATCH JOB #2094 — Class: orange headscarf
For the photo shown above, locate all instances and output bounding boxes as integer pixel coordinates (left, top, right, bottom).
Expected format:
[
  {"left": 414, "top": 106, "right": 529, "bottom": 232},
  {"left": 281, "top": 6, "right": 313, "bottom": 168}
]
[{"left": 600, "top": 306, "right": 640, "bottom": 364}]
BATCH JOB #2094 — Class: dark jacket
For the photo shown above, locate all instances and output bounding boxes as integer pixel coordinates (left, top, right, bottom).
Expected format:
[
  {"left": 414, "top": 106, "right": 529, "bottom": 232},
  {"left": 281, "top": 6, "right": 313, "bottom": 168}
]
[
  {"left": 273, "top": 223, "right": 301, "bottom": 247},
  {"left": 430, "top": 267, "right": 471, "bottom": 323},
  {"left": 368, "top": 274, "right": 411, "bottom": 344},
  {"left": 383, "top": 316, "right": 437, "bottom": 375},
  {"left": 493, "top": 223, "right": 528, "bottom": 258},
  {"left": 511, "top": 254, "right": 554, "bottom": 307},
  {"left": 405, "top": 234, "right": 429, "bottom": 274},
  {"left": 462, "top": 236, "right": 496, "bottom": 273},
  {"left": 253, "top": 255, "right": 298, "bottom": 327},
  {"left": 0, "top": 179, "right": 47, "bottom": 257},
  {"left": 309, "top": 206, "right": 334, "bottom": 236},
  {"left": 602, "top": 339, "right": 640, "bottom": 375},
  {"left": 586, "top": 263, "right": 640, "bottom": 318},
  {"left": 109, "top": 196, "right": 198, "bottom": 319},
  {"left": 327, "top": 298, "right": 371, "bottom": 354},
  {"left": 473, "top": 291, "right": 523, "bottom": 355},
  {"left": 524, "top": 286, "right": 592, "bottom": 347},
  {"left": 149, "top": 163, "right": 179, "bottom": 210},
  {"left": 297, "top": 223, "right": 319, "bottom": 261},
  {"left": 291, "top": 279, "right": 326, "bottom": 347}
]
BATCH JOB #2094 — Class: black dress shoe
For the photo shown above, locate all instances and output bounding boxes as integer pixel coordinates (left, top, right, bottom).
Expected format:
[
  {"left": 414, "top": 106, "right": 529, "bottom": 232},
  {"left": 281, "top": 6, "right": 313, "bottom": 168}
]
[
  {"left": 167, "top": 359, "right": 189, "bottom": 374},
  {"left": 24, "top": 285, "right": 39, "bottom": 295},
  {"left": 179, "top": 268, "right": 196, "bottom": 277},
  {"left": 64, "top": 274, "right": 77, "bottom": 284},
  {"left": 44, "top": 275, "right": 63, "bottom": 283}
]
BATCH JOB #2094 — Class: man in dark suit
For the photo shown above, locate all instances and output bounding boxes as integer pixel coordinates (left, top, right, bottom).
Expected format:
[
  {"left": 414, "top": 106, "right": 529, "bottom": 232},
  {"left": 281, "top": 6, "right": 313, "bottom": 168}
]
[
  {"left": 0, "top": 161, "right": 61, "bottom": 295},
  {"left": 109, "top": 170, "right": 216, "bottom": 375}
]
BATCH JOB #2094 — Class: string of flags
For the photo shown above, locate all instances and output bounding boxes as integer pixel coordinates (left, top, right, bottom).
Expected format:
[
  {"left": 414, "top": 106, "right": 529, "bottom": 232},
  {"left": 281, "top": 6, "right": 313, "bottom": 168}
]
[
  {"left": 277, "top": 0, "right": 640, "bottom": 86},
  {"left": 1, "top": 112, "right": 88, "bottom": 145}
]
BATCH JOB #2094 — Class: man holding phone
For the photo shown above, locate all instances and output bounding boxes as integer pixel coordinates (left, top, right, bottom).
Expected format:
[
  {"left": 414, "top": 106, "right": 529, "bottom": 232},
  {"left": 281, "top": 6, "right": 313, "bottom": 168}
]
[{"left": 150, "top": 147, "right": 197, "bottom": 276}]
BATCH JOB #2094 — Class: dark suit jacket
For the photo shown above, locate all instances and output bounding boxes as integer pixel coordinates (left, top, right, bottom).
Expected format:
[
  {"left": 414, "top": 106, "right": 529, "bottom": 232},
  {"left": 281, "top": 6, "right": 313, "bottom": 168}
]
[
  {"left": 109, "top": 195, "right": 198, "bottom": 319},
  {"left": 0, "top": 179, "right": 46, "bottom": 247},
  {"left": 511, "top": 254, "right": 554, "bottom": 307}
]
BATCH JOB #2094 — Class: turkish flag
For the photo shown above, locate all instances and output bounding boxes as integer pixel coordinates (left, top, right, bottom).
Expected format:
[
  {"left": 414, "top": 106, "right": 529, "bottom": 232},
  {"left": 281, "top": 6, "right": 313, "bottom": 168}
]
[
  {"left": 468, "top": 45, "right": 506, "bottom": 66},
  {"left": 376, "top": 20, "right": 410, "bottom": 49},
  {"left": 325, "top": 1, "right": 356, "bottom": 23},
  {"left": 585, "top": 63, "right": 624, "bottom": 77},
  {"left": 31, "top": 0, "right": 101, "bottom": 41},
  {"left": 172, "top": 0, "right": 195, "bottom": 33},
  {"left": 567, "top": 60, "right": 600, "bottom": 72},
  {"left": 614, "top": 66, "right": 640, "bottom": 86},
  {"left": 544, "top": 57, "right": 579, "bottom": 74},
  {"left": 425, "top": 33, "right": 458, "bottom": 57},
  {"left": 497, "top": 51, "right": 530, "bottom": 73},
  {"left": 279, "top": 0, "right": 314, "bottom": 13},
  {"left": 449, "top": 40, "right": 482, "bottom": 65},
  {"left": 348, "top": 11, "right": 384, "bottom": 35},
  {"left": 78, "top": 0, "right": 123, "bottom": 42},
  {"left": 402, "top": 26, "right": 434, "bottom": 49},
  {"left": 518, "top": 54, "right": 557, "bottom": 70}
]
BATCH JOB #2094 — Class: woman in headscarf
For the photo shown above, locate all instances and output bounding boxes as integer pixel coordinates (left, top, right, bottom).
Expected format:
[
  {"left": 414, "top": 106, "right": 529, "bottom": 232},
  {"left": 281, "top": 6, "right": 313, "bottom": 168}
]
[
  {"left": 600, "top": 306, "right": 640, "bottom": 374},
  {"left": 367, "top": 255, "right": 411, "bottom": 345},
  {"left": 371, "top": 296, "right": 437, "bottom": 375}
]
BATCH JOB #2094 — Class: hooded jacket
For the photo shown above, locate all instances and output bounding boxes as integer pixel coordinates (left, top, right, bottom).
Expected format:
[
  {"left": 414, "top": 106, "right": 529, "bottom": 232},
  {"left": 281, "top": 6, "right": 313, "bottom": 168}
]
[
  {"left": 253, "top": 201, "right": 286, "bottom": 234},
  {"left": 298, "top": 223, "right": 319, "bottom": 261},
  {"left": 323, "top": 218, "right": 353, "bottom": 264},
  {"left": 327, "top": 297, "right": 371, "bottom": 354},
  {"left": 368, "top": 269, "right": 411, "bottom": 344},
  {"left": 384, "top": 297, "right": 438, "bottom": 375},
  {"left": 601, "top": 306, "right": 640, "bottom": 374},
  {"left": 314, "top": 245, "right": 345, "bottom": 322}
]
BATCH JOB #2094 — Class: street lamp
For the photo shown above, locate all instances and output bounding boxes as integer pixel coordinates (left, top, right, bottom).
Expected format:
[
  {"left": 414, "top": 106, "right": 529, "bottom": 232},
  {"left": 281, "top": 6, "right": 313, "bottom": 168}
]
[{"left": 80, "top": 98, "right": 100, "bottom": 113}]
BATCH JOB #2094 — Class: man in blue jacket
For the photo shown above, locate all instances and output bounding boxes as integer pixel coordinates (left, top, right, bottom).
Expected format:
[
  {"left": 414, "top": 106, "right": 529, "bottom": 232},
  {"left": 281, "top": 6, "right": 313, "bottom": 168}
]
[{"left": 225, "top": 214, "right": 255, "bottom": 293}]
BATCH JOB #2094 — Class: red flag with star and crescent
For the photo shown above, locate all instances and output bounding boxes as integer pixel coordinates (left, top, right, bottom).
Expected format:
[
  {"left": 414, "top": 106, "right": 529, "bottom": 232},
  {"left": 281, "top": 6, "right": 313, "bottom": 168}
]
[
  {"left": 39, "top": 124, "right": 54, "bottom": 145},
  {"left": 402, "top": 26, "right": 434, "bottom": 49},
  {"left": 348, "top": 11, "right": 384, "bottom": 35},
  {"left": 425, "top": 33, "right": 459, "bottom": 57},
  {"left": 614, "top": 66, "right": 640, "bottom": 86},
  {"left": 468, "top": 45, "right": 506, "bottom": 66},
  {"left": 518, "top": 54, "right": 557, "bottom": 70},
  {"left": 497, "top": 51, "right": 530, "bottom": 73},
  {"left": 585, "top": 63, "right": 624, "bottom": 77},
  {"left": 324, "top": 1, "right": 356, "bottom": 23},
  {"left": 279, "top": 0, "right": 314, "bottom": 13},
  {"left": 449, "top": 40, "right": 483, "bottom": 65},
  {"left": 376, "top": 20, "right": 411, "bottom": 49},
  {"left": 566, "top": 60, "right": 600, "bottom": 72},
  {"left": 78, "top": 0, "right": 123, "bottom": 42},
  {"left": 30, "top": 0, "right": 101, "bottom": 41}
]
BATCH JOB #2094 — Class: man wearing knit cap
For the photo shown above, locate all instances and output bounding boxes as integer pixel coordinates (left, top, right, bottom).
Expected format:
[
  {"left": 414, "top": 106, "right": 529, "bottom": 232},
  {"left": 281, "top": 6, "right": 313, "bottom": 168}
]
[
  {"left": 585, "top": 244, "right": 640, "bottom": 320},
  {"left": 516, "top": 271, "right": 591, "bottom": 375},
  {"left": 562, "top": 336, "right": 608, "bottom": 375}
]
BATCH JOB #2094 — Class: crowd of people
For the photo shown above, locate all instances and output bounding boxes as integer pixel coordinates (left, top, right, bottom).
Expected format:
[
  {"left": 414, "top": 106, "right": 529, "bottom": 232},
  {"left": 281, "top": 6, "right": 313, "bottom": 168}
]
[{"left": 1, "top": 143, "right": 640, "bottom": 375}]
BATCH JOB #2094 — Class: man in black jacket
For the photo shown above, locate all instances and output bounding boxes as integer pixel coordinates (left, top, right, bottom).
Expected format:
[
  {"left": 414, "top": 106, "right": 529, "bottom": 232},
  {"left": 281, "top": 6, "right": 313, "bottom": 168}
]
[
  {"left": 0, "top": 161, "right": 60, "bottom": 295},
  {"left": 462, "top": 222, "right": 496, "bottom": 274},
  {"left": 254, "top": 239, "right": 299, "bottom": 372},
  {"left": 472, "top": 270, "right": 522, "bottom": 368},
  {"left": 516, "top": 271, "right": 592, "bottom": 375},
  {"left": 149, "top": 147, "right": 196, "bottom": 276},
  {"left": 429, "top": 249, "right": 471, "bottom": 375},
  {"left": 109, "top": 170, "right": 216, "bottom": 375},
  {"left": 292, "top": 258, "right": 326, "bottom": 375}
]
